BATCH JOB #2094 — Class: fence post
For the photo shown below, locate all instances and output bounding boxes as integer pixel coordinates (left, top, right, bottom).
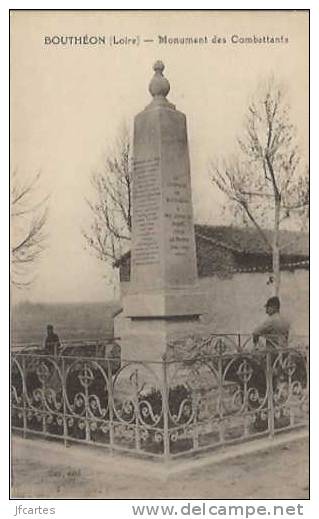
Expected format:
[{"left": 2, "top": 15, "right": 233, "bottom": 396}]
[
  {"left": 304, "top": 347, "right": 309, "bottom": 423},
  {"left": 162, "top": 357, "right": 170, "bottom": 461},
  {"left": 22, "top": 355, "right": 27, "bottom": 439},
  {"left": 306, "top": 347, "right": 309, "bottom": 394},
  {"left": 62, "top": 357, "right": 68, "bottom": 447},
  {"left": 83, "top": 363, "right": 91, "bottom": 442},
  {"left": 217, "top": 351, "right": 224, "bottom": 443},
  {"left": 42, "top": 358, "right": 47, "bottom": 436},
  {"left": 193, "top": 393, "right": 199, "bottom": 450},
  {"left": 133, "top": 368, "right": 141, "bottom": 451},
  {"left": 106, "top": 358, "right": 114, "bottom": 453},
  {"left": 266, "top": 350, "right": 275, "bottom": 439}
]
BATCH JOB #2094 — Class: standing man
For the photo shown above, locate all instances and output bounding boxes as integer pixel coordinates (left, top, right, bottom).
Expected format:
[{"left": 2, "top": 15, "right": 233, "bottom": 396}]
[
  {"left": 252, "top": 296, "right": 290, "bottom": 349},
  {"left": 44, "top": 324, "right": 61, "bottom": 355}
]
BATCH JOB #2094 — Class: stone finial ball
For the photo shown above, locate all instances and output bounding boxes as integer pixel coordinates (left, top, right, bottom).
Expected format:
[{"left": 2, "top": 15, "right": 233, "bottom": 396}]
[
  {"left": 153, "top": 60, "right": 165, "bottom": 73},
  {"left": 149, "top": 60, "right": 170, "bottom": 98}
]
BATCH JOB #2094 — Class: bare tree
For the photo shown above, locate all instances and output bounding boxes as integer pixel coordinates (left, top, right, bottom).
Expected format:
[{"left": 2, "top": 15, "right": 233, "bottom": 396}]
[
  {"left": 11, "top": 171, "right": 49, "bottom": 287},
  {"left": 211, "top": 79, "right": 309, "bottom": 295},
  {"left": 83, "top": 124, "right": 132, "bottom": 268}
]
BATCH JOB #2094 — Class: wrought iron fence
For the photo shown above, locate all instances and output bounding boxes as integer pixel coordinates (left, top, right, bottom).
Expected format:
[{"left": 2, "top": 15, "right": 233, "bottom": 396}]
[{"left": 11, "top": 334, "right": 309, "bottom": 460}]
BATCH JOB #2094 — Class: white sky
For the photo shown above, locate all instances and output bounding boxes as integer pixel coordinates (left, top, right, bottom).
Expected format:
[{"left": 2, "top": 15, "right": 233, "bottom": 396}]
[{"left": 10, "top": 10, "right": 309, "bottom": 303}]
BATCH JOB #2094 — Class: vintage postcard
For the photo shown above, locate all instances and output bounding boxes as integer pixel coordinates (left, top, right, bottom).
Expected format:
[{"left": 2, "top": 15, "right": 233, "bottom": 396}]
[{"left": 10, "top": 10, "right": 309, "bottom": 500}]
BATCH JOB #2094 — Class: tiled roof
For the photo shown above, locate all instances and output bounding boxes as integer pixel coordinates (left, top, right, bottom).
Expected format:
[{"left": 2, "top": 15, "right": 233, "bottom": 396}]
[{"left": 194, "top": 224, "right": 309, "bottom": 257}]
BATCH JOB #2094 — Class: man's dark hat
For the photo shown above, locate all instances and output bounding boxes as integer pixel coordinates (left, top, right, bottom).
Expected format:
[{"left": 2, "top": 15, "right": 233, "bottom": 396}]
[{"left": 265, "top": 296, "right": 280, "bottom": 309}]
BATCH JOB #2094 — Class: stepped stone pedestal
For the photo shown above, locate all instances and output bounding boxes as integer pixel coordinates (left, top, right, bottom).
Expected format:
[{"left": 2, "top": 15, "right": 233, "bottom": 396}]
[{"left": 119, "top": 61, "right": 206, "bottom": 362}]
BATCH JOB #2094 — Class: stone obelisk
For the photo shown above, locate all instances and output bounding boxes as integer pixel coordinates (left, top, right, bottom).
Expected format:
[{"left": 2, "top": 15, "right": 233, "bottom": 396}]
[{"left": 120, "top": 61, "right": 204, "bottom": 361}]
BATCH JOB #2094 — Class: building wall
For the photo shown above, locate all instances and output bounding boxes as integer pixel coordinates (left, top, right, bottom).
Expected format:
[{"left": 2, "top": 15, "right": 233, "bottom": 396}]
[
  {"left": 198, "top": 269, "right": 308, "bottom": 335},
  {"left": 117, "top": 269, "right": 308, "bottom": 337}
]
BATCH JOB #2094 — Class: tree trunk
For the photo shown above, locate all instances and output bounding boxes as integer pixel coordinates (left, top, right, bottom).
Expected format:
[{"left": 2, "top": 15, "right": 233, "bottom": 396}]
[{"left": 273, "top": 197, "right": 281, "bottom": 296}]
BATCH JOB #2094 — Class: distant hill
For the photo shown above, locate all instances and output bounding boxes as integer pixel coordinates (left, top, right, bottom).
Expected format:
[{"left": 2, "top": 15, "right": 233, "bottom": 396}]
[{"left": 11, "top": 301, "right": 122, "bottom": 345}]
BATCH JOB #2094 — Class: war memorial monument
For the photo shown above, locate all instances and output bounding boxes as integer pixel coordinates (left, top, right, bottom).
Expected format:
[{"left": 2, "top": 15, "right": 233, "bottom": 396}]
[
  {"left": 119, "top": 60, "right": 206, "bottom": 362},
  {"left": 11, "top": 61, "right": 308, "bottom": 468}
]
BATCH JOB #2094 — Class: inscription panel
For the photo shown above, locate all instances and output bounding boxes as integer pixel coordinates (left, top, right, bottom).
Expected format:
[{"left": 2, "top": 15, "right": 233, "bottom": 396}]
[
  {"left": 132, "top": 157, "right": 161, "bottom": 267},
  {"left": 165, "top": 179, "right": 193, "bottom": 259}
]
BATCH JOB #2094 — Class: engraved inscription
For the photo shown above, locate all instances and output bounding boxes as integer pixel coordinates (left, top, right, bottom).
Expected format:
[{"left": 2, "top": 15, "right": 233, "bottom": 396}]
[
  {"left": 132, "top": 157, "right": 161, "bottom": 266},
  {"left": 165, "top": 175, "right": 193, "bottom": 258}
]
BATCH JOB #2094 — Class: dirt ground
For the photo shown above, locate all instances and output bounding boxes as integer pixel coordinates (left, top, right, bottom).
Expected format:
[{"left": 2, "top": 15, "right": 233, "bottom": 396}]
[{"left": 11, "top": 435, "right": 309, "bottom": 499}]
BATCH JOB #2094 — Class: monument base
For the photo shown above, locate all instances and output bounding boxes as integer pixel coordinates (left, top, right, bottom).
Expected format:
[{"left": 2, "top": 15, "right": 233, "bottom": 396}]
[
  {"left": 116, "top": 313, "right": 210, "bottom": 364},
  {"left": 123, "top": 289, "right": 206, "bottom": 318}
]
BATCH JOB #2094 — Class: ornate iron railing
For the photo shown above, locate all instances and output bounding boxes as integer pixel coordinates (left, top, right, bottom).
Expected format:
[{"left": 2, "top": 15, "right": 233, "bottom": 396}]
[{"left": 11, "top": 334, "right": 309, "bottom": 460}]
